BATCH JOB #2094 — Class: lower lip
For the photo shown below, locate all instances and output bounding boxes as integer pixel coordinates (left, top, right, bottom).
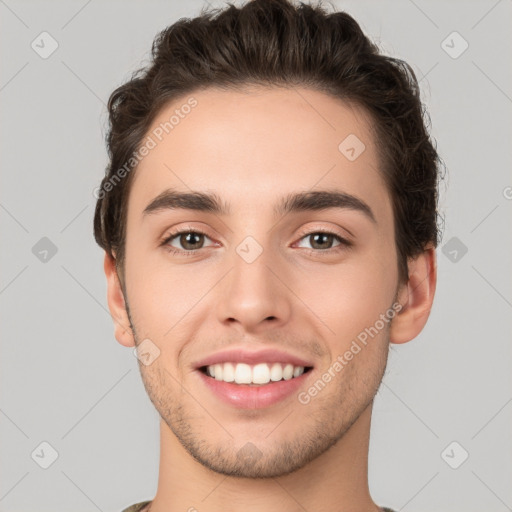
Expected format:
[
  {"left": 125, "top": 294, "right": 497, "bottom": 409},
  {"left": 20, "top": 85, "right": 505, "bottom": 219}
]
[{"left": 196, "top": 369, "right": 313, "bottom": 409}]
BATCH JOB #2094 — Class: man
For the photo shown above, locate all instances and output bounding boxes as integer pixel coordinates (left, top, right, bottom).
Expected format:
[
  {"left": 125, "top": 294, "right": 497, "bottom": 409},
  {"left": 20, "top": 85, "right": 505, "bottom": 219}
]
[{"left": 93, "top": 0, "right": 441, "bottom": 510}]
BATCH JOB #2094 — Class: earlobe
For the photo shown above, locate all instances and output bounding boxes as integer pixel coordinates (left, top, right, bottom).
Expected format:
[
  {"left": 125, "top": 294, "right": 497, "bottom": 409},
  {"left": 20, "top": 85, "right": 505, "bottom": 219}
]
[
  {"left": 389, "top": 245, "right": 437, "bottom": 345},
  {"left": 103, "top": 252, "right": 135, "bottom": 347}
]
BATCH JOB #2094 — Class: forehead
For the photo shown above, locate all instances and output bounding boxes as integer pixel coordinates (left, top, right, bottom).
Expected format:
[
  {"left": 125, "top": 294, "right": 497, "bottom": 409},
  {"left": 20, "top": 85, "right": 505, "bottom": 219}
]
[{"left": 128, "top": 86, "right": 391, "bottom": 226}]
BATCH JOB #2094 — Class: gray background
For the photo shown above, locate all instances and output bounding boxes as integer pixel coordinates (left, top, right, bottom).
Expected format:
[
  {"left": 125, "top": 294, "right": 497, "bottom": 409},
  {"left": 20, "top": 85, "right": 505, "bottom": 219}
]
[{"left": 1, "top": 0, "right": 511, "bottom": 511}]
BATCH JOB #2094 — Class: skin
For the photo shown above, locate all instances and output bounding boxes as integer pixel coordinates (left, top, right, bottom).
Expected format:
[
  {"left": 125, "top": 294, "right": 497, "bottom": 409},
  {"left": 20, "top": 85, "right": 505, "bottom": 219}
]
[{"left": 104, "top": 86, "right": 437, "bottom": 512}]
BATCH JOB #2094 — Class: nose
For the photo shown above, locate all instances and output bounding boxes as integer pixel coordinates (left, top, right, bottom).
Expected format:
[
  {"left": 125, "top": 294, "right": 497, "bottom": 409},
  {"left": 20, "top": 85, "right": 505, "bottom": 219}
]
[{"left": 215, "top": 244, "right": 292, "bottom": 333}]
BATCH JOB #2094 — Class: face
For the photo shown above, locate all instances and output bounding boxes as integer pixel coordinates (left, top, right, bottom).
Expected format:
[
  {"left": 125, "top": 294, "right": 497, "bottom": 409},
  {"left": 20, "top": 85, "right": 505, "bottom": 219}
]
[{"left": 121, "top": 86, "right": 402, "bottom": 478}]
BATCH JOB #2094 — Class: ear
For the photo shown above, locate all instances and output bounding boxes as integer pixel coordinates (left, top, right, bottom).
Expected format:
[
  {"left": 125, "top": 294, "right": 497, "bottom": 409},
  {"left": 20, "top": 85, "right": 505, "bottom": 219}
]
[
  {"left": 104, "top": 252, "right": 135, "bottom": 347},
  {"left": 389, "top": 244, "right": 437, "bottom": 344}
]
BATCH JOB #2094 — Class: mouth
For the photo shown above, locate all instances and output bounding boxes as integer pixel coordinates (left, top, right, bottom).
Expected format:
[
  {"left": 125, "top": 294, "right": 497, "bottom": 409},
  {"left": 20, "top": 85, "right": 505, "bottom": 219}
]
[
  {"left": 192, "top": 347, "right": 316, "bottom": 408},
  {"left": 195, "top": 362, "right": 315, "bottom": 409},
  {"left": 198, "top": 362, "right": 314, "bottom": 386}
]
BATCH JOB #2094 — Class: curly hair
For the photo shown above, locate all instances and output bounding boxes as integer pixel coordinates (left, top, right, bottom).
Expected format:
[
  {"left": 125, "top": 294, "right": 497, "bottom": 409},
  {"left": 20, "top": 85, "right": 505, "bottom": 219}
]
[{"left": 93, "top": 0, "right": 444, "bottom": 286}]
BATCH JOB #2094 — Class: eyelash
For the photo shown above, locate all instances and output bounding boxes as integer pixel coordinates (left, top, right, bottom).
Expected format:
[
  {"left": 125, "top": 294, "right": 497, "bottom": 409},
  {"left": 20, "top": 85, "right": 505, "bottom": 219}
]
[{"left": 160, "top": 227, "right": 352, "bottom": 258}]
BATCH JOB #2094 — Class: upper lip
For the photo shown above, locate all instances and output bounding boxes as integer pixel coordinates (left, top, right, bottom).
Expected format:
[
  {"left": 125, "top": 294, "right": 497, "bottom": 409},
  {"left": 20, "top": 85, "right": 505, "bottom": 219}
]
[{"left": 193, "top": 348, "right": 314, "bottom": 369}]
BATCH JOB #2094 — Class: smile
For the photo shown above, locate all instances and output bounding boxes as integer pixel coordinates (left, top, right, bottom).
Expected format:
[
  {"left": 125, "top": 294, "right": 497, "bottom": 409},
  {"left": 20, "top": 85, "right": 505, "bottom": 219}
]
[
  {"left": 196, "top": 364, "right": 314, "bottom": 409},
  {"left": 201, "top": 362, "right": 313, "bottom": 385}
]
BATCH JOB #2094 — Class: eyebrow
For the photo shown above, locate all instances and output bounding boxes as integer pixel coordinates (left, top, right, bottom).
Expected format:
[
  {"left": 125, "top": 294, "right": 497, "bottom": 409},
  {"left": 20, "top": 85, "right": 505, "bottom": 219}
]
[{"left": 142, "top": 188, "right": 376, "bottom": 224}]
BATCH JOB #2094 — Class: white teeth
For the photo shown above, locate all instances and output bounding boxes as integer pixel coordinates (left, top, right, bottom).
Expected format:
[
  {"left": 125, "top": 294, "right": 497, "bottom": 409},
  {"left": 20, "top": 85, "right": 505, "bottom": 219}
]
[
  {"left": 282, "top": 363, "right": 294, "bottom": 380},
  {"left": 234, "top": 363, "right": 252, "bottom": 384},
  {"left": 293, "top": 365, "right": 305, "bottom": 378},
  {"left": 252, "top": 363, "right": 270, "bottom": 384},
  {"left": 205, "top": 362, "right": 307, "bottom": 384},
  {"left": 223, "top": 362, "right": 235, "bottom": 382},
  {"left": 214, "top": 363, "right": 223, "bottom": 381},
  {"left": 270, "top": 362, "right": 283, "bottom": 381}
]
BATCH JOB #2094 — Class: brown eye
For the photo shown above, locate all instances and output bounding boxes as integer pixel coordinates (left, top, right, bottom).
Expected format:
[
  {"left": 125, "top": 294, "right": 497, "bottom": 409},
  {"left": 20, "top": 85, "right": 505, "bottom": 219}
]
[
  {"left": 308, "top": 233, "right": 336, "bottom": 250},
  {"left": 296, "top": 231, "right": 345, "bottom": 251},
  {"left": 163, "top": 230, "right": 215, "bottom": 253},
  {"left": 178, "top": 232, "right": 205, "bottom": 250}
]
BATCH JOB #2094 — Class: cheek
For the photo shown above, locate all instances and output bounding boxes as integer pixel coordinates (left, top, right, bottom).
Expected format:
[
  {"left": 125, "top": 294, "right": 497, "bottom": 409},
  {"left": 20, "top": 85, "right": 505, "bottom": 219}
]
[
  {"left": 295, "top": 254, "right": 396, "bottom": 341},
  {"left": 124, "top": 244, "right": 176, "bottom": 332},
  {"left": 124, "top": 248, "right": 216, "bottom": 340}
]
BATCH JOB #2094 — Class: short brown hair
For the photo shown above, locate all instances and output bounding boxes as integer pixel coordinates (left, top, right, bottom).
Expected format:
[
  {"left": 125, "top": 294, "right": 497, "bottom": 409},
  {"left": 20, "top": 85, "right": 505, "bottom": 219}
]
[{"left": 93, "top": 0, "right": 444, "bottom": 286}]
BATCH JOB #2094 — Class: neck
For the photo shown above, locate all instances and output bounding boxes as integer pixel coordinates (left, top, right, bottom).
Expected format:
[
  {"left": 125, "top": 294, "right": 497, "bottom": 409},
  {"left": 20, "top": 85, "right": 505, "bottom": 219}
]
[{"left": 149, "top": 402, "right": 381, "bottom": 512}]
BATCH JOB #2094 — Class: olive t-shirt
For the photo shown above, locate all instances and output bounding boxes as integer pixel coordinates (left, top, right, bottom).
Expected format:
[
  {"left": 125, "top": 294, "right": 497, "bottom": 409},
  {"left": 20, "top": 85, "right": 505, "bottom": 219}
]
[
  {"left": 121, "top": 501, "right": 396, "bottom": 512},
  {"left": 122, "top": 502, "right": 151, "bottom": 512}
]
